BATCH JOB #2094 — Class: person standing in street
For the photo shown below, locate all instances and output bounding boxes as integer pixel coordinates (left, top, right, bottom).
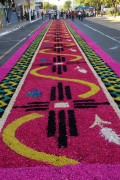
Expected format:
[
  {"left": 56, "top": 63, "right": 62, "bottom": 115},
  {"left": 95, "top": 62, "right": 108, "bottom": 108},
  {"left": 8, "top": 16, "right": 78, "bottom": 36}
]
[
  {"left": 41, "top": 11, "right": 44, "bottom": 20},
  {"left": 37, "top": 10, "right": 40, "bottom": 19},
  {"left": 17, "top": 10, "right": 21, "bottom": 21},
  {"left": 83, "top": 10, "right": 85, "bottom": 19},
  {"left": 54, "top": 11, "right": 57, "bottom": 19},
  {"left": 63, "top": 11, "right": 66, "bottom": 19},
  {"left": 71, "top": 11, "right": 75, "bottom": 21},
  {"left": 57, "top": 10, "right": 60, "bottom": 19},
  {"left": 80, "top": 10, "right": 84, "bottom": 21},
  {"left": 48, "top": 10, "right": 51, "bottom": 20},
  {"left": 78, "top": 11, "right": 81, "bottom": 20}
]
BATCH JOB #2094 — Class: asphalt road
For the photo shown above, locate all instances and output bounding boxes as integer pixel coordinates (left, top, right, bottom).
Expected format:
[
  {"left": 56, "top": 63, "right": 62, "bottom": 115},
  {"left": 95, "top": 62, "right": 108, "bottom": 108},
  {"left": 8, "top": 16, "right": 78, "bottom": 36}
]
[
  {"left": 72, "top": 18, "right": 120, "bottom": 63},
  {"left": 0, "top": 17, "right": 120, "bottom": 67},
  {"left": 0, "top": 18, "right": 48, "bottom": 66}
]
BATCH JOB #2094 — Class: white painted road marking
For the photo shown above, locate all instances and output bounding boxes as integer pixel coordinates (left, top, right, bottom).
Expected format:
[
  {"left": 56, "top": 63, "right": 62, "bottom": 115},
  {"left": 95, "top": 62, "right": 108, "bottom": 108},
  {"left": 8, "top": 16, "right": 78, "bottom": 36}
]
[
  {"left": 83, "top": 23, "right": 120, "bottom": 44},
  {"left": 109, "top": 46, "right": 119, "bottom": 50}
]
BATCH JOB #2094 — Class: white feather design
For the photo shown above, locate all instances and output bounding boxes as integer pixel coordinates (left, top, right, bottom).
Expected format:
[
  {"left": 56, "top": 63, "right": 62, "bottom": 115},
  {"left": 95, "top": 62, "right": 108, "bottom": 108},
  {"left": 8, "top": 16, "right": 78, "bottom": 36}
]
[{"left": 100, "top": 127, "right": 120, "bottom": 145}]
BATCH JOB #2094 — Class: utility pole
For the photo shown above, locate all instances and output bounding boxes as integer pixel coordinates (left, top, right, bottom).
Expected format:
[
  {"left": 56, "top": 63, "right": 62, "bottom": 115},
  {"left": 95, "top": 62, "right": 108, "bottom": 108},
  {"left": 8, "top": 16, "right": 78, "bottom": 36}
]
[
  {"left": 28, "top": 0, "right": 31, "bottom": 21},
  {"left": 0, "top": 2, "right": 4, "bottom": 30}
]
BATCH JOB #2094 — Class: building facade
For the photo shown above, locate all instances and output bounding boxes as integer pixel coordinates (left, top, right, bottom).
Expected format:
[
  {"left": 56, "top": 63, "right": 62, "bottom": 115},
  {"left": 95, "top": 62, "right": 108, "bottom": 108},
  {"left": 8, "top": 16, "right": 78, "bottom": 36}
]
[{"left": 0, "top": 0, "right": 44, "bottom": 25}]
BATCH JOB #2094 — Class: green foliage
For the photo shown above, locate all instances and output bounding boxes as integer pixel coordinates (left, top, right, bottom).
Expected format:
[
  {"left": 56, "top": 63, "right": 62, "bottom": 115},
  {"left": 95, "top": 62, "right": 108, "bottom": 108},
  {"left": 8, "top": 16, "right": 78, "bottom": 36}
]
[
  {"left": 44, "top": 2, "right": 50, "bottom": 10},
  {"left": 75, "top": 0, "right": 84, "bottom": 5},
  {"left": 63, "top": 0, "right": 72, "bottom": 10},
  {"left": 75, "top": 0, "right": 119, "bottom": 8},
  {"left": 50, "top": 4, "right": 57, "bottom": 10},
  {"left": 44, "top": 2, "right": 57, "bottom": 10}
]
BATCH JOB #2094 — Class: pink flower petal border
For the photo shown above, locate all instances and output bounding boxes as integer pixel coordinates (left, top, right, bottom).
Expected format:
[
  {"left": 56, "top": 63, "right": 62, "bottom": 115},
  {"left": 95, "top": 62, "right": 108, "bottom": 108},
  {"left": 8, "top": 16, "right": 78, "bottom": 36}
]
[{"left": 0, "top": 164, "right": 120, "bottom": 179}]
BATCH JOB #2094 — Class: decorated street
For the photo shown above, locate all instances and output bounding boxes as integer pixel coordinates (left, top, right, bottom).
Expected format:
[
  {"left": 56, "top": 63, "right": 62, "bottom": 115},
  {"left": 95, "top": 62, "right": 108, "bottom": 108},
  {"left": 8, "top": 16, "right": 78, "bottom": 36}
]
[{"left": 0, "top": 19, "right": 120, "bottom": 179}]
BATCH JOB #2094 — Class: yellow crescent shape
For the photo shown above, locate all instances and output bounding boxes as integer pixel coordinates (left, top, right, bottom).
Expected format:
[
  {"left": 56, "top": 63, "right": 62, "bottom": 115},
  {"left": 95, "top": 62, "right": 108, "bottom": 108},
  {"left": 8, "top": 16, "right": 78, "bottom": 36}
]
[
  {"left": 30, "top": 66, "right": 100, "bottom": 98},
  {"left": 2, "top": 113, "right": 78, "bottom": 166},
  {"left": 39, "top": 49, "right": 82, "bottom": 62}
]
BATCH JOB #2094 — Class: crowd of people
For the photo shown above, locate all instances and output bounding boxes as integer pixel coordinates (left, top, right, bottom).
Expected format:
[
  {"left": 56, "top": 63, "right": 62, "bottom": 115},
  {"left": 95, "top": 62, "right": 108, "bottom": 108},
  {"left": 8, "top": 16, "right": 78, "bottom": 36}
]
[
  {"left": 48, "top": 10, "right": 87, "bottom": 21},
  {"left": 17, "top": 9, "right": 95, "bottom": 22},
  {"left": 17, "top": 9, "right": 44, "bottom": 21},
  {"left": 17, "top": 8, "right": 96, "bottom": 22}
]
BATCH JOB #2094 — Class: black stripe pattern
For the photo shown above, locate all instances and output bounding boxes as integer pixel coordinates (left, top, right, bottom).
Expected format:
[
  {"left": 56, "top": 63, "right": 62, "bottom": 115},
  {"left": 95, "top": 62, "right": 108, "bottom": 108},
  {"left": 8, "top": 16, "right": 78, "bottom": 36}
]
[
  {"left": 52, "top": 56, "right": 67, "bottom": 75},
  {"left": 13, "top": 102, "right": 49, "bottom": 111},
  {"left": 47, "top": 110, "right": 78, "bottom": 148},
  {"left": 50, "top": 83, "right": 72, "bottom": 101},
  {"left": 73, "top": 100, "right": 110, "bottom": 109}
]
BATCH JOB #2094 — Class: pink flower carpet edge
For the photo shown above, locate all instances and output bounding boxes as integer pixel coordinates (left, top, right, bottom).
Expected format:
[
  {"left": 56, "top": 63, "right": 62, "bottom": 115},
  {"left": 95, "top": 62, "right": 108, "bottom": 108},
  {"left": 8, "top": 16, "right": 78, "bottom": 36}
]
[
  {"left": 67, "top": 20, "right": 120, "bottom": 78},
  {"left": 0, "top": 20, "right": 49, "bottom": 82},
  {"left": 0, "top": 20, "right": 120, "bottom": 179},
  {"left": 0, "top": 164, "right": 120, "bottom": 179}
]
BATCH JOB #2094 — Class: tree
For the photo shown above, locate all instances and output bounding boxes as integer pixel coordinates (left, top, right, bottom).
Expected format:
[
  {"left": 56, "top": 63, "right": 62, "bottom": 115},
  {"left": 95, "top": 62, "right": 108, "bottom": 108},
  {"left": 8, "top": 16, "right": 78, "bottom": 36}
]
[
  {"left": 75, "top": 0, "right": 120, "bottom": 10},
  {"left": 50, "top": 4, "right": 57, "bottom": 10},
  {"left": 44, "top": 2, "right": 51, "bottom": 10},
  {"left": 44, "top": 2, "right": 57, "bottom": 10},
  {"left": 63, "top": 0, "right": 72, "bottom": 10},
  {"left": 75, "top": 0, "right": 84, "bottom": 5}
]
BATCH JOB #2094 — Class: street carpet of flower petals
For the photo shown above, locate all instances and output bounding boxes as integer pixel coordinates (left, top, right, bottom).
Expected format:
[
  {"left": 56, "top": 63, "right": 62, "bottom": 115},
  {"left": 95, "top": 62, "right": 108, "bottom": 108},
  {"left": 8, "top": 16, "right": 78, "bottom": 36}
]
[{"left": 0, "top": 19, "right": 120, "bottom": 179}]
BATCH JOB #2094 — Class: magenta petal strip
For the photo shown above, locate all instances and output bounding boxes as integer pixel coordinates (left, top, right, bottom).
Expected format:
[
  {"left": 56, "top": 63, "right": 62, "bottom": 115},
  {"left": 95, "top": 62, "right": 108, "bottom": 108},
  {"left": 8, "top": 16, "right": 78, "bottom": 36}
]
[{"left": 1, "top": 164, "right": 120, "bottom": 179}]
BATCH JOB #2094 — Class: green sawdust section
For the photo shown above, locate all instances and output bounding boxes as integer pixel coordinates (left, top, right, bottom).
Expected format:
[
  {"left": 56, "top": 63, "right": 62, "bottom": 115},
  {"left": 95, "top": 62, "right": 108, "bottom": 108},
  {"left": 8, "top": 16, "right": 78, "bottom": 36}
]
[
  {"left": 66, "top": 22, "right": 120, "bottom": 110},
  {"left": 0, "top": 23, "right": 50, "bottom": 118}
]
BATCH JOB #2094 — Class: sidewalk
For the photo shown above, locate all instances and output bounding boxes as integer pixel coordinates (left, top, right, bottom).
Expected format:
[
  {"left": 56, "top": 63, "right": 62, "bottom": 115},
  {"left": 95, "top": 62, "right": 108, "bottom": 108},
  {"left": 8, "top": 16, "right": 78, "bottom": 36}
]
[{"left": 86, "top": 15, "right": 120, "bottom": 31}]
